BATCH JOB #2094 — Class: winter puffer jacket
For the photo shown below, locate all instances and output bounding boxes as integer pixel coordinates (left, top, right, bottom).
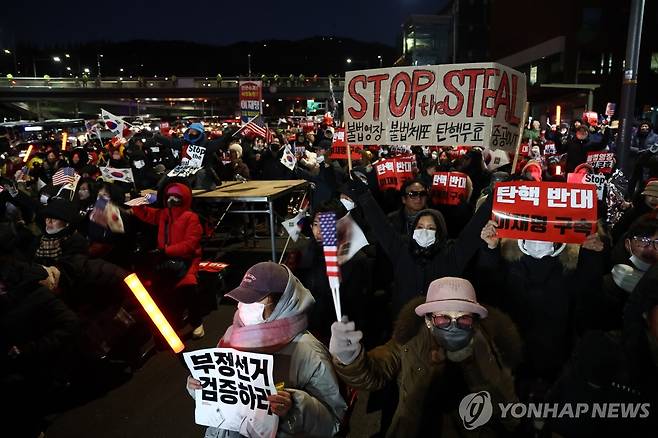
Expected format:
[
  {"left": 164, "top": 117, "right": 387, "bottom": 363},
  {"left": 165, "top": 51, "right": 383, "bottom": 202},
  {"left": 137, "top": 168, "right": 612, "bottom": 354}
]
[
  {"left": 334, "top": 298, "right": 522, "bottom": 438},
  {"left": 194, "top": 266, "right": 347, "bottom": 438},
  {"left": 132, "top": 182, "right": 202, "bottom": 287}
]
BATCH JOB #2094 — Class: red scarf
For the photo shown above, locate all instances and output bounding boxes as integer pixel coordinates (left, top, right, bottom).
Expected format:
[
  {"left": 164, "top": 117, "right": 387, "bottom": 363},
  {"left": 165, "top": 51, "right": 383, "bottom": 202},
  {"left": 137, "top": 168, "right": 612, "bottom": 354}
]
[{"left": 219, "top": 311, "right": 308, "bottom": 353}]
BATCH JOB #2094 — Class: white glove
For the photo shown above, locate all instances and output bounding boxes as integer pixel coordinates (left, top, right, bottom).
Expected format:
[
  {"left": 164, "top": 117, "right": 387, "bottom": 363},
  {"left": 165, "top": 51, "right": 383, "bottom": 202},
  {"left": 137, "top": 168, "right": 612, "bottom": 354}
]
[{"left": 329, "top": 316, "right": 363, "bottom": 365}]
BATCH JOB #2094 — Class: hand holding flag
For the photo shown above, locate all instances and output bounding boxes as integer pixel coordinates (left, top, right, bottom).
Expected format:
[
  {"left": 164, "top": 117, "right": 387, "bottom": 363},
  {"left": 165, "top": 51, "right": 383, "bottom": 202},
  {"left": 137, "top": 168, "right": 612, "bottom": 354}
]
[{"left": 319, "top": 212, "right": 342, "bottom": 321}]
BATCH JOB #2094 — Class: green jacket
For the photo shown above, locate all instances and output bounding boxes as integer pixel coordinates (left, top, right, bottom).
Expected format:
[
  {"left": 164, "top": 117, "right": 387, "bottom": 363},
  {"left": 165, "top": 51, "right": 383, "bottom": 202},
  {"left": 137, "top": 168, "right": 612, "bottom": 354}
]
[{"left": 334, "top": 298, "right": 522, "bottom": 438}]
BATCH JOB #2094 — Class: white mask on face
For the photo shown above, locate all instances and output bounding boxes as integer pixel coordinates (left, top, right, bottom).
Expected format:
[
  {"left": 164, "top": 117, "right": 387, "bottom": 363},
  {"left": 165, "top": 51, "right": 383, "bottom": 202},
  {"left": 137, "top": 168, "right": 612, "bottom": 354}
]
[
  {"left": 238, "top": 302, "right": 266, "bottom": 326},
  {"left": 46, "top": 224, "right": 66, "bottom": 235},
  {"left": 340, "top": 198, "right": 355, "bottom": 211},
  {"left": 611, "top": 264, "right": 645, "bottom": 293},
  {"left": 413, "top": 229, "right": 436, "bottom": 248},
  {"left": 629, "top": 253, "right": 652, "bottom": 272},
  {"left": 519, "top": 240, "right": 566, "bottom": 259}
]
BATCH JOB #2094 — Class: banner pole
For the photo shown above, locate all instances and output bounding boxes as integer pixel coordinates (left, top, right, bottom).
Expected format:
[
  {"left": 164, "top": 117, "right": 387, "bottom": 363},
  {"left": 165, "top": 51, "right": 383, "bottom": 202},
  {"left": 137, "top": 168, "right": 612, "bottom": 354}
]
[
  {"left": 511, "top": 101, "right": 530, "bottom": 174},
  {"left": 347, "top": 143, "right": 353, "bottom": 173}
]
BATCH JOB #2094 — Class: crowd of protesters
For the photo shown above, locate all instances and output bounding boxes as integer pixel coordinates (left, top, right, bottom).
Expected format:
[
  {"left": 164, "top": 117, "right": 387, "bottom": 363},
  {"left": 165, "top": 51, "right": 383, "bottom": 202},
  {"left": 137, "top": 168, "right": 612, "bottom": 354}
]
[{"left": 1, "top": 110, "right": 658, "bottom": 437}]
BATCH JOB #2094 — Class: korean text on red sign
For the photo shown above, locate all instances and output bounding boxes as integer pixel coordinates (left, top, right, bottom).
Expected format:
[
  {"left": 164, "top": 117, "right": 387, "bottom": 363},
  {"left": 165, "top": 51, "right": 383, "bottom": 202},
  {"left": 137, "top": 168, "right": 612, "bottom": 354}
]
[
  {"left": 184, "top": 348, "right": 278, "bottom": 434},
  {"left": 431, "top": 171, "right": 468, "bottom": 205},
  {"left": 492, "top": 181, "right": 598, "bottom": 244},
  {"left": 330, "top": 128, "right": 363, "bottom": 159},
  {"left": 375, "top": 156, "right": 415, "bottom": 191}
]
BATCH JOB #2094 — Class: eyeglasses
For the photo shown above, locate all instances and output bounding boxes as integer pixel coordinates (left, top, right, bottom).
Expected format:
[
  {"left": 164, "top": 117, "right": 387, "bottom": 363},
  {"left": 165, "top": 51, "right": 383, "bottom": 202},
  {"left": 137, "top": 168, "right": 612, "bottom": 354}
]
[
  {"left": 632, "top": 236, "right": 658, "bottom": 251},
  {"left": 406, "top": 190, "right": 428, "bottom": 199},
  {"left": 430, "top": 313, "right": 475, "bottom": 330}
]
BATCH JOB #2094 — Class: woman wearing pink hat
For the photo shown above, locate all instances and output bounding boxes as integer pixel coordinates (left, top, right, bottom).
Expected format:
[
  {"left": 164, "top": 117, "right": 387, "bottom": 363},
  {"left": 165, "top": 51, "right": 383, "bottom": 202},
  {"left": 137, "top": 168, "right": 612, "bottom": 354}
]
[{"left": 329, "top": 277, "right": 522, "bottom": 438}]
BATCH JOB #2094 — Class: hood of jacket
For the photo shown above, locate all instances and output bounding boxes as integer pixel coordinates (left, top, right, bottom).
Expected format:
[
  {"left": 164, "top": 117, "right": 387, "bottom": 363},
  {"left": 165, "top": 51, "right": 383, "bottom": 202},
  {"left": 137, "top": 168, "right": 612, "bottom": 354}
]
[
  {"left": 267, "top": 264, "right": 315, "bottom": 322},
  {"left": 500, "top": 238, "right": 580, "bottom": 271},
  {"left": 184, "top": 122, "right": 206, "bottom": 145},
  {"left": 163, "top": 182, "right": 193, "bottom": 218}
]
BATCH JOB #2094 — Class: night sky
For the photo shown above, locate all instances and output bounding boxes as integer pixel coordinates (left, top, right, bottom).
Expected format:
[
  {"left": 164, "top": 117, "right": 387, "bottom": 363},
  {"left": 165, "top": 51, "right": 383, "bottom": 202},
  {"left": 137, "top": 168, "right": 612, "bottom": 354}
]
[{"left": 3, "top": 0, "right": 445, "bottom": 47}]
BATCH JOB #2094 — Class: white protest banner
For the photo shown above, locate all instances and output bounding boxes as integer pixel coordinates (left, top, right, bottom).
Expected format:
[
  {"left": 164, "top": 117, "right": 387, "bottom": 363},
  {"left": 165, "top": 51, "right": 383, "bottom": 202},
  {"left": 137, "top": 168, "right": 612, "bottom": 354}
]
[
  {"left": 167, "top": 164, "right": 203, "bottom": 178},
  {"left": 184, "top": 348, "right": 278, "bottom": 438},
  {"left": 343, "top": 63, "right": 526, "bottom": 150},
  {"left": 183, "top": 144, "right": 207, "bottom": 168},
  {"left": 239, "top": 81, "right": 263, "bottom": 124}
]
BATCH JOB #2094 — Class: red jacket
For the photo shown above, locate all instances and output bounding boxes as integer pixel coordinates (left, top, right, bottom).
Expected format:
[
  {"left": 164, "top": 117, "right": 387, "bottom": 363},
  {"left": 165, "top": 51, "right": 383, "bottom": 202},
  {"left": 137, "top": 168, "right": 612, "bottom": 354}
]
[{"left": 133, "top": 182, "right": 202, "bottom": 287}]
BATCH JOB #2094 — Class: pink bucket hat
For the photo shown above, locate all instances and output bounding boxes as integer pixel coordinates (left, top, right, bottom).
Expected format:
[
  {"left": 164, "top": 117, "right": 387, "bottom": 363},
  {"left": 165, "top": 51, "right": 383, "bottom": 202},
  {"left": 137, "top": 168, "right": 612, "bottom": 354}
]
[{"left": 415, "top": 277, "right": 488, "bottom": 318}]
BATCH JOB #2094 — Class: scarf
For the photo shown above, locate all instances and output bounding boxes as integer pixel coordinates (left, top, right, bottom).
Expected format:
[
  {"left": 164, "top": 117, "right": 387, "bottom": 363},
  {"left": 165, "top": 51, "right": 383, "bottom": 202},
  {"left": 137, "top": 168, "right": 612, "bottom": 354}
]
[
  {"left": 35, "top": 234, "right": 64, "bottom": 261},
  {"left": 220, "top": 311, "right": 308, "bottom": 354}
]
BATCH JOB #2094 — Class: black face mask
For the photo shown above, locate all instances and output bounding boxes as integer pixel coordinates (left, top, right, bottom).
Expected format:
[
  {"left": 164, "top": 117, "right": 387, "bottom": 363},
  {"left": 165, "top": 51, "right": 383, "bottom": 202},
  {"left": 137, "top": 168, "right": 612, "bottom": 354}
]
[
  {"left": 430, "top": 321, "right": 474, "bottom": 352},
  {"left": 188, "top": 133, "right": 200, "bottom": 142}
]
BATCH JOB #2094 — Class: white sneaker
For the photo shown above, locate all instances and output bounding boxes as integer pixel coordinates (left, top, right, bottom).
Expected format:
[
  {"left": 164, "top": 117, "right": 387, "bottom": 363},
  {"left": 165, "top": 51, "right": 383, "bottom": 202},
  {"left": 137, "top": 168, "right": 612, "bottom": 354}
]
[{"left": 192, "top": 324, "right": 205, "bottom": 339}]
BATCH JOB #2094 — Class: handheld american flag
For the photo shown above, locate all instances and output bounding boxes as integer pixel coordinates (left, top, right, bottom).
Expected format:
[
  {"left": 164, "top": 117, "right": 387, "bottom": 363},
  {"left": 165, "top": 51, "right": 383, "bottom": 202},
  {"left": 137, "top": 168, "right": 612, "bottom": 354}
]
[
  {"left": 319, "top": 212, "right": 342, "bottom": 321},
  {"left": 52, "top": 167, "right": 76, "bottom": 186}
]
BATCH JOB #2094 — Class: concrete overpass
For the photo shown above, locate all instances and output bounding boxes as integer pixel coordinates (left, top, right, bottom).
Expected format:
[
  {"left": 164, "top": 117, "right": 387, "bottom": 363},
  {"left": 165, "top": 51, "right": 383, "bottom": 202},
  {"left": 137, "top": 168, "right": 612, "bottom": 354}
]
[{"left": 0, "top": 76, "right": 345, "bottom": 101}]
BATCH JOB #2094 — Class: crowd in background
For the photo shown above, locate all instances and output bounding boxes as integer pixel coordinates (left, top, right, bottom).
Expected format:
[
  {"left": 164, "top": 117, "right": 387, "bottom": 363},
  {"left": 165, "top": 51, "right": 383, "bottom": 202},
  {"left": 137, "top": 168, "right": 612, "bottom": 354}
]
[{"left": 1, "top": 111, "right": 658, "bottom": 437}]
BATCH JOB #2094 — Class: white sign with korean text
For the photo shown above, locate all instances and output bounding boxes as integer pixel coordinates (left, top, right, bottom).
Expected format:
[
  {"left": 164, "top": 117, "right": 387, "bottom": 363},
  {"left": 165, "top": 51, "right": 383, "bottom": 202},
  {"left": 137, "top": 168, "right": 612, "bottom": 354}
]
[
  {"left": 184, "top": 348, "right": 278, "bottom": 438},
  {"left": 343, "top": 63, "right": 527, "bottom": 150}
]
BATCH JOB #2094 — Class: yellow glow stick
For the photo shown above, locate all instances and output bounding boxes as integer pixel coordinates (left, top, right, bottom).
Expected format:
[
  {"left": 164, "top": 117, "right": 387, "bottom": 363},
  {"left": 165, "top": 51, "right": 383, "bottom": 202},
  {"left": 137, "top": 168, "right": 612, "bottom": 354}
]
[
  {"left": 23, "top": 144, "right": 33, "bottom": 163},
  {"left": 123, "top": 273, "right": 185, "bottom": 353},
  {"left": 555, "top": 105, "right": 561, "bottom": 127},
  {"left": 61, "top": 132, "right": 68, "bottom": 151}
]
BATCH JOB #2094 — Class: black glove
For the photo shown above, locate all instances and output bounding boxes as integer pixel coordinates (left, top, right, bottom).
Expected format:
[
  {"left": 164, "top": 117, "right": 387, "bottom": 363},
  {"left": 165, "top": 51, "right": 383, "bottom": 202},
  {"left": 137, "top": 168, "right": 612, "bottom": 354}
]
[{"left": 346, "top": 170, "right": 370, "bottom": 198}]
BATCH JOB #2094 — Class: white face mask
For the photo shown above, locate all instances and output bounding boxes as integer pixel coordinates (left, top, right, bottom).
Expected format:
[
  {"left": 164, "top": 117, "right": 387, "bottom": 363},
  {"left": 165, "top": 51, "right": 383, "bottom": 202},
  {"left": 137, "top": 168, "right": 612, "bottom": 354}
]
[
  {"left": 340, "top": 198, "right": 355, "bottom": 211},
  {"left": 413, "top": 229, "right": 436, "bottom": 248},
  {"left": 46, "top": 224, "right": 66, "bottom": 235},
  {"left": 611, "top": 264, "right": 645, "bottom": 293},
  {"left": 519, "top": 240, "right": 566, "bottom": 259},
  {"left": 238, "top": 302, "right": 266, "bottom": 326},
  {"left": 629, "top": 253, "right": 652, "bottom": 272}
]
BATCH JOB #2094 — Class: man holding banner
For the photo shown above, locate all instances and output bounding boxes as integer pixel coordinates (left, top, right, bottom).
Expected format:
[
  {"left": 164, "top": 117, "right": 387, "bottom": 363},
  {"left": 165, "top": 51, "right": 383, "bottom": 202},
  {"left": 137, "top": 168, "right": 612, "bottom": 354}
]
[{"left": 477, "top": 180, "right": 607, "bottom": 399}]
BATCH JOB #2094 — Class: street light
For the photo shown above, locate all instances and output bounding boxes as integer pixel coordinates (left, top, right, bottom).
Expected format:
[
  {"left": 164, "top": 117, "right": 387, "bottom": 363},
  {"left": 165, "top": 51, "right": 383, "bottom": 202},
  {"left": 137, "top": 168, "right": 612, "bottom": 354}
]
[
  {"left": 53, "top": 56, "right": 61, "bottom": 62},
  {"left": 32, "top": 56, "right": 62, "bottom": 77},
  {"left": 346, "top": 58, "right": 352, "bottom": 64},
  {"left": 378, "top": 55, "right": 382, "bottom": 67},
  {"left": 84, "top": 68, "right": 90, "bottom": 73},
  {"left": 65, "top": 53, "right": 70, "bottom": 58},
  {"left": 3, "top": 49, "right": 10, "bottom": 55}
]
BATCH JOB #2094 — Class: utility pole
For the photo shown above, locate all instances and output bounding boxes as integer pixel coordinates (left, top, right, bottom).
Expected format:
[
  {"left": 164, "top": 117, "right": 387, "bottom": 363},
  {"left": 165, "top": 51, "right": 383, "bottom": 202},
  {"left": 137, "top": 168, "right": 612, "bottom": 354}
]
[
  {"left": 452, "top": 0, "right": 460, "bottom": 63},
  {"left": 616, "top": 0, "right": 645, "bottom": 173},
  {"left": 248, "top": 54, "right": 252, "bottom": 78}
]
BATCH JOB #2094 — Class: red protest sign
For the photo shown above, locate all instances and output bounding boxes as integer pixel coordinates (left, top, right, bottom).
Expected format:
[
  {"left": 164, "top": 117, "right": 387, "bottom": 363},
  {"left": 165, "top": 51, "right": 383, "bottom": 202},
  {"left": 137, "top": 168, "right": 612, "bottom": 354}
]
[
  {"left": 431, "top": 171, "right": 468, "bottom": 205},
  {"left": 329, "top": 128, "right": 363, "bottom": 159},
  {"left": 375, "top": 156, "right": 415, "bottom": 191},
  {"left": 586, "top": 151, "right": 615, "bottom": 174},
  {"left": 520, "top": 142, "right": 530, "bottom": 156},
  {"left": 492, "top": 181, "right": 598, "bottom": 244}
]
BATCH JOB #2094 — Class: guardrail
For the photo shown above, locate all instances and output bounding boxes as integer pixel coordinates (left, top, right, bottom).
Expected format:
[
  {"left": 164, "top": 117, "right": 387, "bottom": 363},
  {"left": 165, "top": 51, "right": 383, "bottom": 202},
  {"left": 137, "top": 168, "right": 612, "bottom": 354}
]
[{"left": 0, "top": 76, "right": 345, "bottom": 89}]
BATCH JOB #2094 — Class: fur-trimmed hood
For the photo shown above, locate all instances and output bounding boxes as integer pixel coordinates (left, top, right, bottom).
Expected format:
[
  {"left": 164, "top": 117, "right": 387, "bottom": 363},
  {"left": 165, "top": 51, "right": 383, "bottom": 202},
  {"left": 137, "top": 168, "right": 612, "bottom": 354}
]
[
  {"left": 393, "top": 296, "right": 523, "bottom": 371},
  {"left": 499, "top": 238, "right": 580, "bottom": 271}
]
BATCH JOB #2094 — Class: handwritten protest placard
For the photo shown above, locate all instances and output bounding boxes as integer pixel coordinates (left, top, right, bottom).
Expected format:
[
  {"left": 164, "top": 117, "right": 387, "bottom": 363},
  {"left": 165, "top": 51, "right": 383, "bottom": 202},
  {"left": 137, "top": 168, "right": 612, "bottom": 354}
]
[
  {"left": 492, "top": 181, "right": 597, "bottom": 244},
  {"left": 343, "top": 63, "right": 527, "bottom": 150},
  {"left": 184, "top": 348, "right": 278, "bottom": 438}
]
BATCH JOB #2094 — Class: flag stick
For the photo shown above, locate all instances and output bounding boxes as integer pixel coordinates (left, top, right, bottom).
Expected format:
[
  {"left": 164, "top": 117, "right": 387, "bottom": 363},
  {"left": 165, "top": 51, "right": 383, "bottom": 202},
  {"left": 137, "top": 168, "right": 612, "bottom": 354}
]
[
  {"left": 511, "top": 101, "right": 530, "bottom": 174},
  {"left": 277, "top": 191, "right": 308, "bottom": 264},
  {"left": 331, "top": 286, "right": 342, "bottom": 322},
  {"left": 347, "top": 143, "right": 353, "bottom": 173}
]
